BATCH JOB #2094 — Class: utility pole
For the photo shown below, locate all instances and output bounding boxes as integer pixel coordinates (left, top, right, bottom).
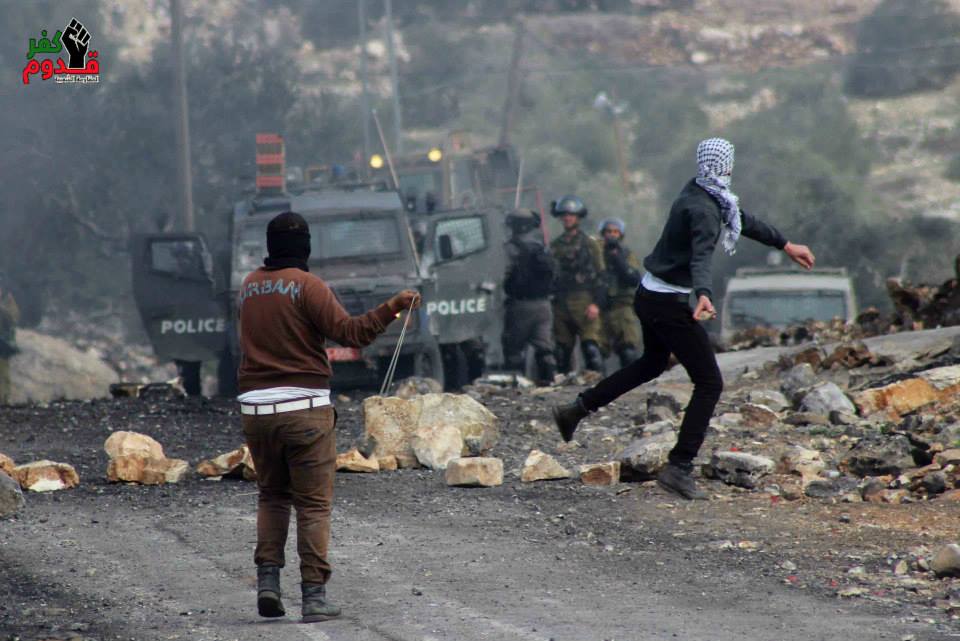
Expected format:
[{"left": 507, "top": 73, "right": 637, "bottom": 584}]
[
  {"left": 171, "top": 0, "right": 194, "bottom": 231},
  {"left": 498, "top": 21, "right": 525, "bottom": 148},
  {"left": 358, "top": 0, "right": 372, "bottom": 170},
  {"left": 384, "top": 0, "right": 403, "bottom": 155}
]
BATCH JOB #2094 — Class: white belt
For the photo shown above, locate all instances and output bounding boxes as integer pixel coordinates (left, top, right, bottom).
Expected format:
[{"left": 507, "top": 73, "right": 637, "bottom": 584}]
[{"left": 240, "top": 397, "right": 330, "bottom": 416}]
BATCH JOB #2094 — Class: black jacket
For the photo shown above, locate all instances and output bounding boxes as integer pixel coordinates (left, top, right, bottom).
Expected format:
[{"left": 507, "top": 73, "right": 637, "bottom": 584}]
[{"left": 642, "top": 178, "right": 787, "bottom": 300}]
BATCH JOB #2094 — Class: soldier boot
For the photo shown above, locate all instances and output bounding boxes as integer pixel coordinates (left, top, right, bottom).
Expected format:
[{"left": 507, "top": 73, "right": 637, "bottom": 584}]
[
  {"left": 618, "top": 345, "right": 640, "bottom": 368},
  {"left": 555, "top": 344, "right": 574, "bottom": 375},
  {"left": 581, "top": 340, "right": 605, "bottom": 374},
  {"left": 534, "top": 349, "right": 557, "bottom": 386}
]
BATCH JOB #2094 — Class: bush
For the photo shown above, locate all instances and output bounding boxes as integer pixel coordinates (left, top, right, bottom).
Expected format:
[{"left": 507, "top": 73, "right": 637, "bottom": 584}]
[{"left": 845, "top": 0, "right": 960, "bottom": 97}]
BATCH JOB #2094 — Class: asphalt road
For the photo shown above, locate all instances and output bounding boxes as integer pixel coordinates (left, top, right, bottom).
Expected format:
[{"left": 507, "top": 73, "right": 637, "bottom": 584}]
[{"left": 2, "top": 475, "right": 952, "bottom": 641}]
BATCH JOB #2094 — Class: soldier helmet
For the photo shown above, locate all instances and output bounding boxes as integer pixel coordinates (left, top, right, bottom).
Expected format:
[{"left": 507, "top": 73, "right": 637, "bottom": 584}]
[
  {"left": 550, "top": 195, "right": 587, "bottom": 219},
  {"left": 506, "top": 210, "right": 541, "bottom": 234},
  {"left": 598, "top": 217, "right": 626, "bottom": 235}
]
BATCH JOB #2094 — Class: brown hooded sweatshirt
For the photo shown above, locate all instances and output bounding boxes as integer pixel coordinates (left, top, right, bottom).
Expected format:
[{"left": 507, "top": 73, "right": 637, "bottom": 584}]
[{"left": 237, "top": 267, "right": 396, "bottom": 392}]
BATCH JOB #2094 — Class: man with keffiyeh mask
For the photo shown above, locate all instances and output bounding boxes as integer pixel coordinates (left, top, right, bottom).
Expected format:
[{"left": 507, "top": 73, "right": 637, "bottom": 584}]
[{"left": 551, "top": 138, "right": 815, "bottom": 500}]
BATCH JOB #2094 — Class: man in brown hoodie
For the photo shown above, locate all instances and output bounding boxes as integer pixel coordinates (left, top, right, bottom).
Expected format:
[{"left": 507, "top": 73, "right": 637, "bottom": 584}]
[{"left": 237, "top": 211, "right": 419, "bottom": 623}]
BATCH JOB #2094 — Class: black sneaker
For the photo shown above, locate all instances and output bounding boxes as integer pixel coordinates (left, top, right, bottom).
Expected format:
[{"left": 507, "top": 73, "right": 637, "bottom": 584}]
[
  {"left": 657, "top": 464, "right": 708, "bottom": 500},
  {"left": 551, "top": 397, "right": 589, "bottom": 442}
]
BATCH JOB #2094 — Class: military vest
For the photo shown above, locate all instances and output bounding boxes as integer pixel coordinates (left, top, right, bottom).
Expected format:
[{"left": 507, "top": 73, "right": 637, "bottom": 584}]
[{"left": 551, "top": 230, "right": 602, "bottom": 295}]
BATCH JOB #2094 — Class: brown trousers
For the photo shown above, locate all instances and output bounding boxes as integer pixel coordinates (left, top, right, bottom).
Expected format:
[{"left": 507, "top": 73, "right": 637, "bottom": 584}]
[{"left": 242, "top": 405, "right": 336, "bottom": 585}]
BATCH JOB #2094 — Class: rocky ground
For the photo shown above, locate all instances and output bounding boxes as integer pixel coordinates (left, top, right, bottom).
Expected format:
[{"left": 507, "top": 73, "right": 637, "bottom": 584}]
[{"left": 2, "top": 328, "right": 960, "bottom": 640}]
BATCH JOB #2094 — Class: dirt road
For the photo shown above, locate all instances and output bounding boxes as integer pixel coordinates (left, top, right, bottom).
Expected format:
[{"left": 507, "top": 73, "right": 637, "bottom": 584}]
[
  {"left": 4, "top": 328, "right": 960, "bottom": 640},
  {"left": 2, "top": 471, "right": 951, "bottom": 641}
]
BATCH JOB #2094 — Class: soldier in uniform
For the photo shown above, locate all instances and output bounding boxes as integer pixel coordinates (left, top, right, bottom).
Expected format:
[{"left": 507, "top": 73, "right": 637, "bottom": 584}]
[
  {"left": 0, "top": 274, "right": 20, "bottom": 405},
  {"left": 598, "top": 217, "right": 642, "bottom": 367},
  {"left": 502, "top": 210, "right": 557, "bottom": 385},
  {"left": 549, "top": 195, "right": 606, "bottom": 374}
]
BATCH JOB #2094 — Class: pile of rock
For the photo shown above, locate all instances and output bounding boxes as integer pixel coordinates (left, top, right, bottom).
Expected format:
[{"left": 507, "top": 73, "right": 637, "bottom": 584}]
[
  {"left": 360, "top": 392, "right": 504, "bottom": 487},
  {"left": 727, "top": 258, "right": 960, "bottom": 352},
  {"left": 105, "top": 431, "right": 189, "bottom": 485}
]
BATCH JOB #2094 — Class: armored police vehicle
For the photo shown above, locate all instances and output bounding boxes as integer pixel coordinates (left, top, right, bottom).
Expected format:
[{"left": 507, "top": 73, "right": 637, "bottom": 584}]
[
  {"left": 719, "top": 266, "right": 858, "bottom": 344},
  {"left": 131, "top": 135, "right": 521, "bottom": 395}
]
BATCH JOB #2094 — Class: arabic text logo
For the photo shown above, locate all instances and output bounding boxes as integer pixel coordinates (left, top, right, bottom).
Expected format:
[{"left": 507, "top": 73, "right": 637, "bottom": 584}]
[{"left": 23, "top": 17, "right": 101, "bottom": 85}]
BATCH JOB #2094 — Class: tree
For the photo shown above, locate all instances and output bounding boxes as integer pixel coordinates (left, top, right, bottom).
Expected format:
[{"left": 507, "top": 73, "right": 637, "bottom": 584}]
[{"left": 845, "top": 0, "right": 960, "bottom": 97}]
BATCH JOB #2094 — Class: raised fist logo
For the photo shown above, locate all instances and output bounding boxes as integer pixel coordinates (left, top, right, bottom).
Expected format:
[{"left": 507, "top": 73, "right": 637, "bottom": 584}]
[{"left": 62, "top": 18, "right": 90, "bottom": 69}]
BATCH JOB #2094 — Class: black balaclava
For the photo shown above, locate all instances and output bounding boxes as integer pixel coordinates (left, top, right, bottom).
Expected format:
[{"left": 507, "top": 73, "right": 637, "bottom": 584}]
[{"left": 264, "top": 211, "right": 311, "bottom": 272}]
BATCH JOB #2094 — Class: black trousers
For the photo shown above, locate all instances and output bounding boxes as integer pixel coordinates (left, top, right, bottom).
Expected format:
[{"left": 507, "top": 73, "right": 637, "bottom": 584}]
[{"left": 580, "top": 288, "right": 723, "bottom": 466}]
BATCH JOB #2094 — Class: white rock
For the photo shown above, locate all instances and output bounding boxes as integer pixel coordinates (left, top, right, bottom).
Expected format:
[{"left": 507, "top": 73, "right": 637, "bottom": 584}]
[
  {"left": 917, "top": 365, "right": 960, "bottom": 390},
  {"left": 362, "top": 393, "right": 498, "bottom": 460},
  {"left": 931, "top": 544, "right": 960, "bottom": 578},
  {"left": 800, "top": 383, "right": 856, "bottom": 416},
  {"left": 361, "top": 396, "right": 422, "bottom": 459},
  {"left": 104, "top": 431, "right": 164, "bottom": 460},
  {"left": 777, "top": 446, "right": 825, "bottom": 483},
  {"left": 747, "top": 389, "right": 790, "bottom": 412},
  {"left": 739, "top": 403, "right": 779, "bottom": 428},
  {"left": 411, "top": 423, "right": 463, "bottom": 470},
  {"left": 617, "top": 431, "right": 676, "bottom": 481},
  {"left": 419, "top": 393, "right": 499, "bottom": 456},
  {"left": 639, "top": 419, "right": 675, "bottom": 437},
  {"left": 107, "top": 454, "right": 188, "bottom": 485},
  {"left": 521, "top": 450, "right": 570, "bottom": 482},
  {"left": 780, "top": 363, "right": 817, "bottom": 398},
  {"left": 377, "top": 454, "right": 399, "bottom": 471},
  {"left": 336, "top": 448, "right": 379, "bottom": 473},
  {"left": 13, "top": 460, "right": 80, "bottom": 492},
  {"left": 196, "top": 445, "right": 255, "bottom": 480},
  {"left": 445, "top": 457, "right": 503, "bottom": 487},
  {"left": 704, "top": 452, "right": 774, "bottom": 489}
]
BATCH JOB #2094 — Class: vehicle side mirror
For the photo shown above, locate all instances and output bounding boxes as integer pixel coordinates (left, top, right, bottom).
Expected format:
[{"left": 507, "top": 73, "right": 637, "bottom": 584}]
[{"left": 438, "top": 234, "right": 454, "bottom": 261}]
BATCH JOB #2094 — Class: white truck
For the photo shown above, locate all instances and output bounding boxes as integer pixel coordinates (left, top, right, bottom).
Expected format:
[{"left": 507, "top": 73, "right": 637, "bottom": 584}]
[{"left": 719, "top": 266, "right": 858, "bottom": 344}]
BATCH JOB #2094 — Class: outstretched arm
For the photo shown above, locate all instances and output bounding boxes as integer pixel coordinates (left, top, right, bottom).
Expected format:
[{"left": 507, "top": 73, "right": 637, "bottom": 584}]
[
  {"left": 784, "top": 242, "right": 815, "bottom": 270},
  {"left": 740, "top": 209, "right": 787, "bottom": 249},
  {"left": 741, "top": 209, "right": 815, "bottom": 270}
]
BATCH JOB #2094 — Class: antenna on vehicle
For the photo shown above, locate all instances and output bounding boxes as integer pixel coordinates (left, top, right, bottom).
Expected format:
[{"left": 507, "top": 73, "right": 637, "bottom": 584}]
[
  {"left": 371, "top": 109, "right": 400, "bottom": 191},
  {"left": 514, "top": 155, "right": 525, "bottom": 209},
  {"left": 372, "top": 108, "right": 421, "bottom": 269}
]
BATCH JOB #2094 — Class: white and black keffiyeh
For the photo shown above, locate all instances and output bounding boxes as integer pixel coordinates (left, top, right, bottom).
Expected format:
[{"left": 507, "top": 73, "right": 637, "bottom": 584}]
[{"left": 695, "top": 137, "right": 741, "bottom": 255}]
